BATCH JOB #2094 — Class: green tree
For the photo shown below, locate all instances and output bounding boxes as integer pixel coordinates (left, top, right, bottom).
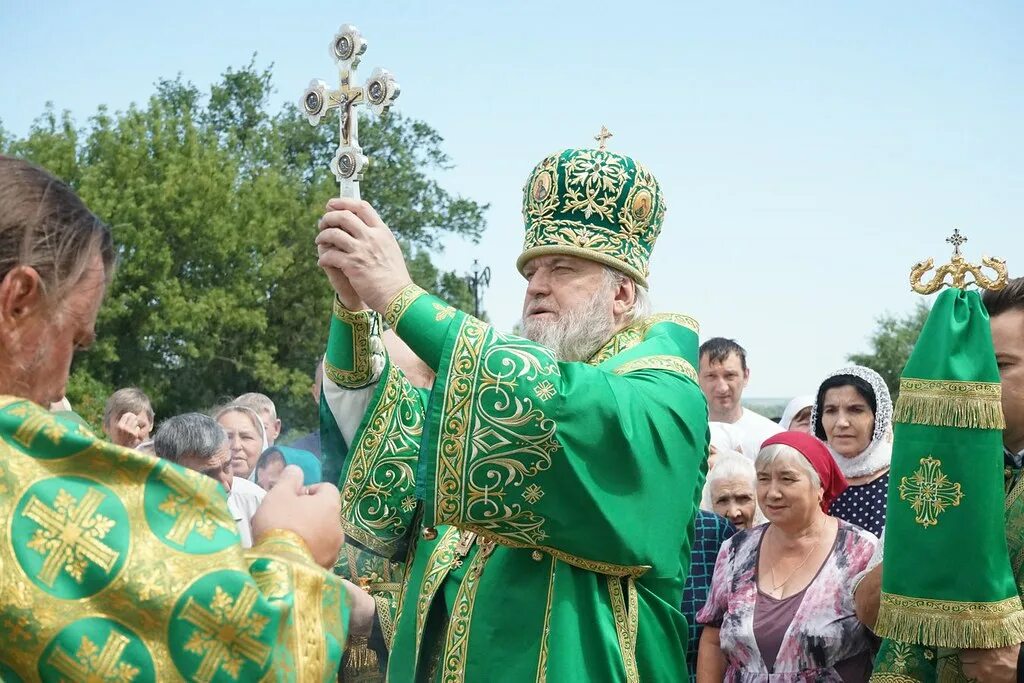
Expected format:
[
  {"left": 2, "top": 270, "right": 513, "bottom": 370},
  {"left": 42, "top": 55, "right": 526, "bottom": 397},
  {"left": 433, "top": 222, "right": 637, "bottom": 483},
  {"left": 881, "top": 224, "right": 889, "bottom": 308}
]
[
  {"left": 4, "top": 60, "right": 487, "bottom": 432},
  {"left": 848, "top": 301, "right": 931, "bottom": 398}
]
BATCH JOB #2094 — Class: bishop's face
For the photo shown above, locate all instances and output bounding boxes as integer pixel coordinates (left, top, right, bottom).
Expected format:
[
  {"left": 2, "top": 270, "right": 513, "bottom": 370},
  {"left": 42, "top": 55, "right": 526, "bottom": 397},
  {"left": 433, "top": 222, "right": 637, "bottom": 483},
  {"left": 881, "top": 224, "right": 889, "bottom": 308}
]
[
  {"left": 520, "top": 255, "right": 621, "bottom": 361},
  {"left": 521, "top": 255, "right": 613, "bottom": 326}
]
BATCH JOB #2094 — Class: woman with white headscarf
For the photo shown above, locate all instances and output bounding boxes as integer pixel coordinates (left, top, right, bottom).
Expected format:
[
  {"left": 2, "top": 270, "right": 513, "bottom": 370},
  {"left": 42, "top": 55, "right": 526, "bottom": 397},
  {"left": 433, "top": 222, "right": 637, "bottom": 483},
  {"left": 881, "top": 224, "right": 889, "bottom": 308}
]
[
  {"left": 778, "top": 395, "right": 815, "bottom": 433},
  {"left": 810, "top": 366, "right": 893, "bottom": 537}
]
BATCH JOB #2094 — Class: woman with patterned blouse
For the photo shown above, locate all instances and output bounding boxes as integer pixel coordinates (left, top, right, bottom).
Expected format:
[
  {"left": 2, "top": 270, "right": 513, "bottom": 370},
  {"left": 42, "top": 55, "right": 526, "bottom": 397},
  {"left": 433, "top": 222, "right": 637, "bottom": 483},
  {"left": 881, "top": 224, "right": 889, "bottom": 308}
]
[{"left": 697, "top": 431, "right": 877, "bottom": 682}]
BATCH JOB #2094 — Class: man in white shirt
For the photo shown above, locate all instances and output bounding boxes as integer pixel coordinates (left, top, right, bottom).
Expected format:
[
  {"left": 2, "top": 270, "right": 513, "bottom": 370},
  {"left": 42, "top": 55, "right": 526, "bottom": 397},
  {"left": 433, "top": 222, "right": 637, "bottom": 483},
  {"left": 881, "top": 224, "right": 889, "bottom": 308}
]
[
  {"left": 153, "top": 412, "right": 266, "bottom": 547},
  {"left": 698, "top": 337, "right": 782, "bottom": 459}
]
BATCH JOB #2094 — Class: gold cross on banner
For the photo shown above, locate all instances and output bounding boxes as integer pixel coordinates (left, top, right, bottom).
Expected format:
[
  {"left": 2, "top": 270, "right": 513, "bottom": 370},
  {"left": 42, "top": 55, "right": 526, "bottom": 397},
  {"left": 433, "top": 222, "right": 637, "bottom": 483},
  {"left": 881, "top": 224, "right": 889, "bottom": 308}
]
[
  {"left": 946, "top": 228, "right": 967, "bottom": 256},
  {"left": 897, "top": 456, "right": 964, "bottom": 528},
  {"left": 301, "top": 24, "right": 400, "bottom": 199},
  {"left": 594, "top": 125, "right": 613, "bottom": 150},
  {"left": 157, "top": 466, "right": 237, "bottom": 545},
  {"left": 48, "top": 632, "right": 137, "bottom": 681},
  {"left": 180, "top": 585, "right": 272, "bottom": 682},
  {"left": 23, "top": 488, "right": 119, "bottom": 587}
]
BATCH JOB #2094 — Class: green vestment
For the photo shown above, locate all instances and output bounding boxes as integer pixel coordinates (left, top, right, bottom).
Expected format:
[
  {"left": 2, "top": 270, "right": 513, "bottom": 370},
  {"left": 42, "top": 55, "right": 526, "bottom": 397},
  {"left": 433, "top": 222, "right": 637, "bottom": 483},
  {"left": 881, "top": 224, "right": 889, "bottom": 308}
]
[
  {"left": 322, "top": 285, "right": 709, "bottom": 682},
  {"left": 0, "top": 397, "right": 348, "bottom": 682}
]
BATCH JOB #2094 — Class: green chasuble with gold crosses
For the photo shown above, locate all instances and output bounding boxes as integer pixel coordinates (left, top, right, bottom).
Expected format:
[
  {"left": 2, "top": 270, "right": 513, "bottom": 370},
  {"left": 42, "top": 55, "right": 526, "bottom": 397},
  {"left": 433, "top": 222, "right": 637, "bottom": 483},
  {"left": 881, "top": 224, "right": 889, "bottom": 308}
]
[
  {"left": 0, "top": 397, "right": 348, "bottom": 682},
  {"left": 322, "top": 285, "right": 709, "bottom": 682}
]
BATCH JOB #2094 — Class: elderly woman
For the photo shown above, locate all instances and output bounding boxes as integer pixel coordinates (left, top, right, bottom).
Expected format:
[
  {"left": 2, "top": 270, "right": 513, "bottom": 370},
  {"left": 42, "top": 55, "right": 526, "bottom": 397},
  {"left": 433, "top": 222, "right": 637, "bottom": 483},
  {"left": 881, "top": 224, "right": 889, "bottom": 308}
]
[
  {"left": 214, "top": 403, "right": 268, "bottom": 479},
  {"left": 697, "top": 431, "right": 877, "bottom": 682},
  {"left": 811, "top": 366, "right": 892, "bottom": 537},
  {"left": 702, "top": 451, "right": 763, "bottom": 529}
]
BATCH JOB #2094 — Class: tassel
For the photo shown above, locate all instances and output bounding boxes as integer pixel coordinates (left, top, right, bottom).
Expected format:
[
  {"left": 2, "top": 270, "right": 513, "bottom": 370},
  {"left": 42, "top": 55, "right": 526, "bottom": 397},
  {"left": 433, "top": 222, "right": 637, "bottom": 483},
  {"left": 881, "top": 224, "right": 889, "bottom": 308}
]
[
  {"left": 874, "top": 597, "right": 1024, "bottom": 649},
  {"left": 895, "top": 379, "right": 1005, "bottom": 430}
]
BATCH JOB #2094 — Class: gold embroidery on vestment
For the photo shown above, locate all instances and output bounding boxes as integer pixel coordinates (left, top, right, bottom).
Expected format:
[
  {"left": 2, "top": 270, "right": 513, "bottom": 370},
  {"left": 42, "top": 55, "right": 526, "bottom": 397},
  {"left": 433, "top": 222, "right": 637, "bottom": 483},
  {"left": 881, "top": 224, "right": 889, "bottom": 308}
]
[
  {"left": 49, "top": 631, "right": 139, "bottom": 681},
  {"left": 24, "top": 488, "right": 119, "bottom": 586},
  {"left": 413, "top": 526, "right": 460, "bottom": 669},
  {"left": 384, "top": 284, "right": 427, "bottom": 329},
  {"left": 535, "top": 558, "right": 556, "bottom": 683},
  {"left": 338, "top": 362, "right": 421, "bottom": 556},
  {"left": 440, "top": 537, "right": 497, "bottom": 681},
  {"left": 180, "top": 585, "right": 272, "bottom": 682},
  {"left": 607, "top": 576, "right": 639, "bottom": 683},
  {"left": 612, "top": 355, "right": 698, "bottom": 382}
]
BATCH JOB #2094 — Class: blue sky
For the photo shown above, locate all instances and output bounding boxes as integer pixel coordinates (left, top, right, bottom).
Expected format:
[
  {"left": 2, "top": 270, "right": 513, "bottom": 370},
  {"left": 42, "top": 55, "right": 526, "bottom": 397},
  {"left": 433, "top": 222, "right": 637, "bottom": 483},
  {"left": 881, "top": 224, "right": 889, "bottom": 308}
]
[{"left": 2, "top": 1, "right": 1021, "bottom": 397}]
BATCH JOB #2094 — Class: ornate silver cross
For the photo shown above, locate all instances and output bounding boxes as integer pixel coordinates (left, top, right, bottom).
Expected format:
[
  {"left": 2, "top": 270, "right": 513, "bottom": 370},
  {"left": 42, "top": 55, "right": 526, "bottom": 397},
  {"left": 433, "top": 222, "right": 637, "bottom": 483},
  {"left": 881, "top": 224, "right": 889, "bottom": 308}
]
[{"left": 301, "top": 24, "right": 400, "bottom": 199}]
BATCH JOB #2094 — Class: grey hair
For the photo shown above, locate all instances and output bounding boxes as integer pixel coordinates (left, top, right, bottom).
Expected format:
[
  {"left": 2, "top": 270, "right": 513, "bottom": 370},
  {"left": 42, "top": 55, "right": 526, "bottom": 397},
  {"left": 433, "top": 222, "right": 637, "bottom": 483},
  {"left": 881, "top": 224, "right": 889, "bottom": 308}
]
[
  {"left": 602, "top": 266, "right": 651, "bottom": 325},
  {"left": 103, "top": 387, "right": 154, "bottom": 426},
  {"left": 234, "top": 392, "right": 277, "bottom": 420},
  {"left": 0, "top": 156, "right": 116, "bottom": 304},
  {"left": 153, "top": 412, "right": 227, "bottom": 465},
  {"left": 754, "top": 443, "right": 821, "bottom": 490},
  {"left": 701, "top": 451, "right": 757, "bottom": 510}
]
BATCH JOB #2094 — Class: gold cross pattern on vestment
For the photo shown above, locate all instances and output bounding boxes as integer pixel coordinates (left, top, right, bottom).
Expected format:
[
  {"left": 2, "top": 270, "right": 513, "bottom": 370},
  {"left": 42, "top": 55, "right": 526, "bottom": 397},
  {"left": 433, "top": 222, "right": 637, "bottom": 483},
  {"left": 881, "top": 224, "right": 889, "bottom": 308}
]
[
  {"left": 158, "top": 466, "right": 237, "bottom": 545},
  {"left": 49, "top": 632, "right": 137, "bottom": 681},
  {"left": 594, "top": 125, "right": 613, "bottom": 150},
  {"left": 301, "top": 24, "right": 400, "bottom": 199},
  {"left": 909, "top": 229, "right": 1009, "bottom": 294},
  {"left": 180, "top": 585, "right": 272, "bottom": 682},
  {"left": 23, "top": 488, "right": 119, "bottom": 587}
]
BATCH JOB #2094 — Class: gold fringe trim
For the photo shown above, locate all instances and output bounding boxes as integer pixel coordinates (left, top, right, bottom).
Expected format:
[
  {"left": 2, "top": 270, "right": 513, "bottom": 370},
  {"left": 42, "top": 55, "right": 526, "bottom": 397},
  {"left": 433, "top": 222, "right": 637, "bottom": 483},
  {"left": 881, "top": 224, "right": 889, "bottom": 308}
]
[
  {"left": 875, "top": 592, "right": 1024, "bottom": 648},
  {"left": 870, "top": 675, "right": 921, "bottom": 683},
  {"left": 342, "top": 635, "right": 383, "bottom": 678},
  {"left": 895, "top": 378, "right": 1005, "bottom": 430}
]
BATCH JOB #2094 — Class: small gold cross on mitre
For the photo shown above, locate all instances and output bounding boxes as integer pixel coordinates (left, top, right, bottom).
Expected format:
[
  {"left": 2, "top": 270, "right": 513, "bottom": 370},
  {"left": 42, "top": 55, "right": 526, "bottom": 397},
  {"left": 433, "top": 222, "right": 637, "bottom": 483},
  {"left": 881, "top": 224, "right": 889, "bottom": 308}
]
[{"left": 594, "top": 125, "right": 613, "bottom": 151}]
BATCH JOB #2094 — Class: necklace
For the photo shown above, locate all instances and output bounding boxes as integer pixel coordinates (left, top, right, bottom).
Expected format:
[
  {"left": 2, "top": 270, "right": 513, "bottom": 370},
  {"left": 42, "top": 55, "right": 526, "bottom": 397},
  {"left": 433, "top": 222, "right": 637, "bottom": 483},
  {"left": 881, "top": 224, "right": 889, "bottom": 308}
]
[{"left": 767, "top": 517, "right": 825, "bottom": 595}]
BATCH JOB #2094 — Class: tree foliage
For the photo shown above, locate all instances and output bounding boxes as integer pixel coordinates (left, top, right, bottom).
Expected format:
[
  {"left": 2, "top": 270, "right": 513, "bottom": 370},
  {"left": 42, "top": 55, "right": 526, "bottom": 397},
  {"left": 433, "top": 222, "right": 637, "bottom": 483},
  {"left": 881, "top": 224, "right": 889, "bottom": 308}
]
[
  {"left": 847, "top": 301, "right": 931, "bottom": 398},
  {"left": 3, "top": 59, "right": 487, "bottom": 432}
]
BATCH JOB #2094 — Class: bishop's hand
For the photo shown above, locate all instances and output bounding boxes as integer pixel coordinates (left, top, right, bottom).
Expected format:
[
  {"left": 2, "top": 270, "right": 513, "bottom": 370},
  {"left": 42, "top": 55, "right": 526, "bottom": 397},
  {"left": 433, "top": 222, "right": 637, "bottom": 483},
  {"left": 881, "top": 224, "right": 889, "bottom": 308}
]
[{"left": 316, "top": 198, "right": 413, "bottom": 314}]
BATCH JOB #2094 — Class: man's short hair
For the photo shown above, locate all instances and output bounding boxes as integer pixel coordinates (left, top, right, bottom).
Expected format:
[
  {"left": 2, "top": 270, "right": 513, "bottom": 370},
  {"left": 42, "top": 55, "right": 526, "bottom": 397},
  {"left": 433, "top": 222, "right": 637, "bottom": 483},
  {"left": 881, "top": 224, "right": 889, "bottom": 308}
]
[
  {"left": 983, "top": 277, "right": 1024, "bottom": 318},
  {"left": 0, "top": 156, "right": 116, "bottom": 302},
  {"left": 103, "top": 387, "right": 154, "bottom": 426},
  {"left": 234, "top": 392, "right": 277, "bottom": 420},
  {"left": 153, "top": 413, "right": 227, "bottom": 465},
  {"left": 699, "top": 337, "right": 748, "bottom": 371}
]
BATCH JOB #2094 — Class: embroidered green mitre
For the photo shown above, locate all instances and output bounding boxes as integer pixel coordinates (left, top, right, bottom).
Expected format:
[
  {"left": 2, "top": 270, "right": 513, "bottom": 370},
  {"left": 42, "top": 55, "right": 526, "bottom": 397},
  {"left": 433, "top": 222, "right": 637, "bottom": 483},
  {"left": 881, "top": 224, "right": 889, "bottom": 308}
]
[
  {"left": 875, "top": 280, "right": 1024, "bottom": 648},
  {"left": 517, "top": 143, "right": 666, "bottom": 287}
]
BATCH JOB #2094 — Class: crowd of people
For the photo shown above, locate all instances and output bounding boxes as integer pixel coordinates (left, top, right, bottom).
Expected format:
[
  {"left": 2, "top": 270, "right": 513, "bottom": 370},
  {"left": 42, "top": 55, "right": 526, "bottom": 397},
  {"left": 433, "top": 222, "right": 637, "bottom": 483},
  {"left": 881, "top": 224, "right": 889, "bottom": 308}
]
[{"left": 2, "top": 140, "right": 1022, "bottom": 683}]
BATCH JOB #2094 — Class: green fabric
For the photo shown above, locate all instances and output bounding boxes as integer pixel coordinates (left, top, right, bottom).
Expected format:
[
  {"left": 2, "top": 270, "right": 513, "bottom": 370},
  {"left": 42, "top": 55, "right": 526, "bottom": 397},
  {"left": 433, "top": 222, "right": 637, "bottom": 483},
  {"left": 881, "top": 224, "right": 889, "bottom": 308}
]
[
  {"left": 875, "top": 289, "right": 1024, "bottom": 650},
  {"left": 870, "top": 466, "right": 1024, "bottom": 682},
  {"left": 324, "top": 289, "right": 708, "bottom": 682},
  {"left": 0, "top": 398, "right": 348, "bottom": 681},
  {"left": 517, "top": 147, "right": 666, "bottom": 286}
]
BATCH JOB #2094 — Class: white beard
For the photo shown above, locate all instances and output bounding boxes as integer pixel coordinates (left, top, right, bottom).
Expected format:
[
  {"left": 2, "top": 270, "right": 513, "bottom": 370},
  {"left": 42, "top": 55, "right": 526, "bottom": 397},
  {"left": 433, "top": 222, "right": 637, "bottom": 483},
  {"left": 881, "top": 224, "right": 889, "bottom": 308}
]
[{"left": 521, "top": 288, "right": 616, "bottom": 362}]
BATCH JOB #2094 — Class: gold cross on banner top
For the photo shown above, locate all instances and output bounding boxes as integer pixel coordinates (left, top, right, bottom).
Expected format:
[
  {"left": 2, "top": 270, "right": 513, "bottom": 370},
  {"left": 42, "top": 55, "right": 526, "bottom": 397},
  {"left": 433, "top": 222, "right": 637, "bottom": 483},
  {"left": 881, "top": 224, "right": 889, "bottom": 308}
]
[
  {"left": 946, "top": 228, "right": 967, "bottom": 256},
  {"left": 594, "top": 126, "right": 613, "bottom": 150},
  {"left": 910, "top": 229, "right": 1009, "bottom": 294}
]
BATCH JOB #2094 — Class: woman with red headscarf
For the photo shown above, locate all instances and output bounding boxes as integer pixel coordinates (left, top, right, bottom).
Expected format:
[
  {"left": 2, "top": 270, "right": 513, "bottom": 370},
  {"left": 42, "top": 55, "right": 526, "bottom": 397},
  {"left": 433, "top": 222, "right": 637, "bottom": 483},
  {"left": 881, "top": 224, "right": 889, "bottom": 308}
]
[{"left": 696, "top": 432, "right": 878, "bottom": 682}]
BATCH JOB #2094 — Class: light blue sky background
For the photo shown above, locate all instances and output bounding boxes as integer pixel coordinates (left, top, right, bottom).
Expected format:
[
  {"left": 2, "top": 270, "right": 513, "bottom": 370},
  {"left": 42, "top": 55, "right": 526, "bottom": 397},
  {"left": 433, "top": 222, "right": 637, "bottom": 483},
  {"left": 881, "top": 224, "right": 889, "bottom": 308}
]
[{"left": 2, "top": 1, "right": 1021, "bottom": 397}]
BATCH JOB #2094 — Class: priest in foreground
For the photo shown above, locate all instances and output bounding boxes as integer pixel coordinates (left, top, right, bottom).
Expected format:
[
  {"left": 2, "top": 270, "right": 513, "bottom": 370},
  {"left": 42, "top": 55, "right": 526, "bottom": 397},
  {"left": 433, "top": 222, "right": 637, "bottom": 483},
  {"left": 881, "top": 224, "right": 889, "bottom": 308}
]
[
  {"left": 317, "top": 138, "right": 709, "bottom": 681},
  {"left": 0, "top": 156, "right": 350, "bottom": 680}
]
